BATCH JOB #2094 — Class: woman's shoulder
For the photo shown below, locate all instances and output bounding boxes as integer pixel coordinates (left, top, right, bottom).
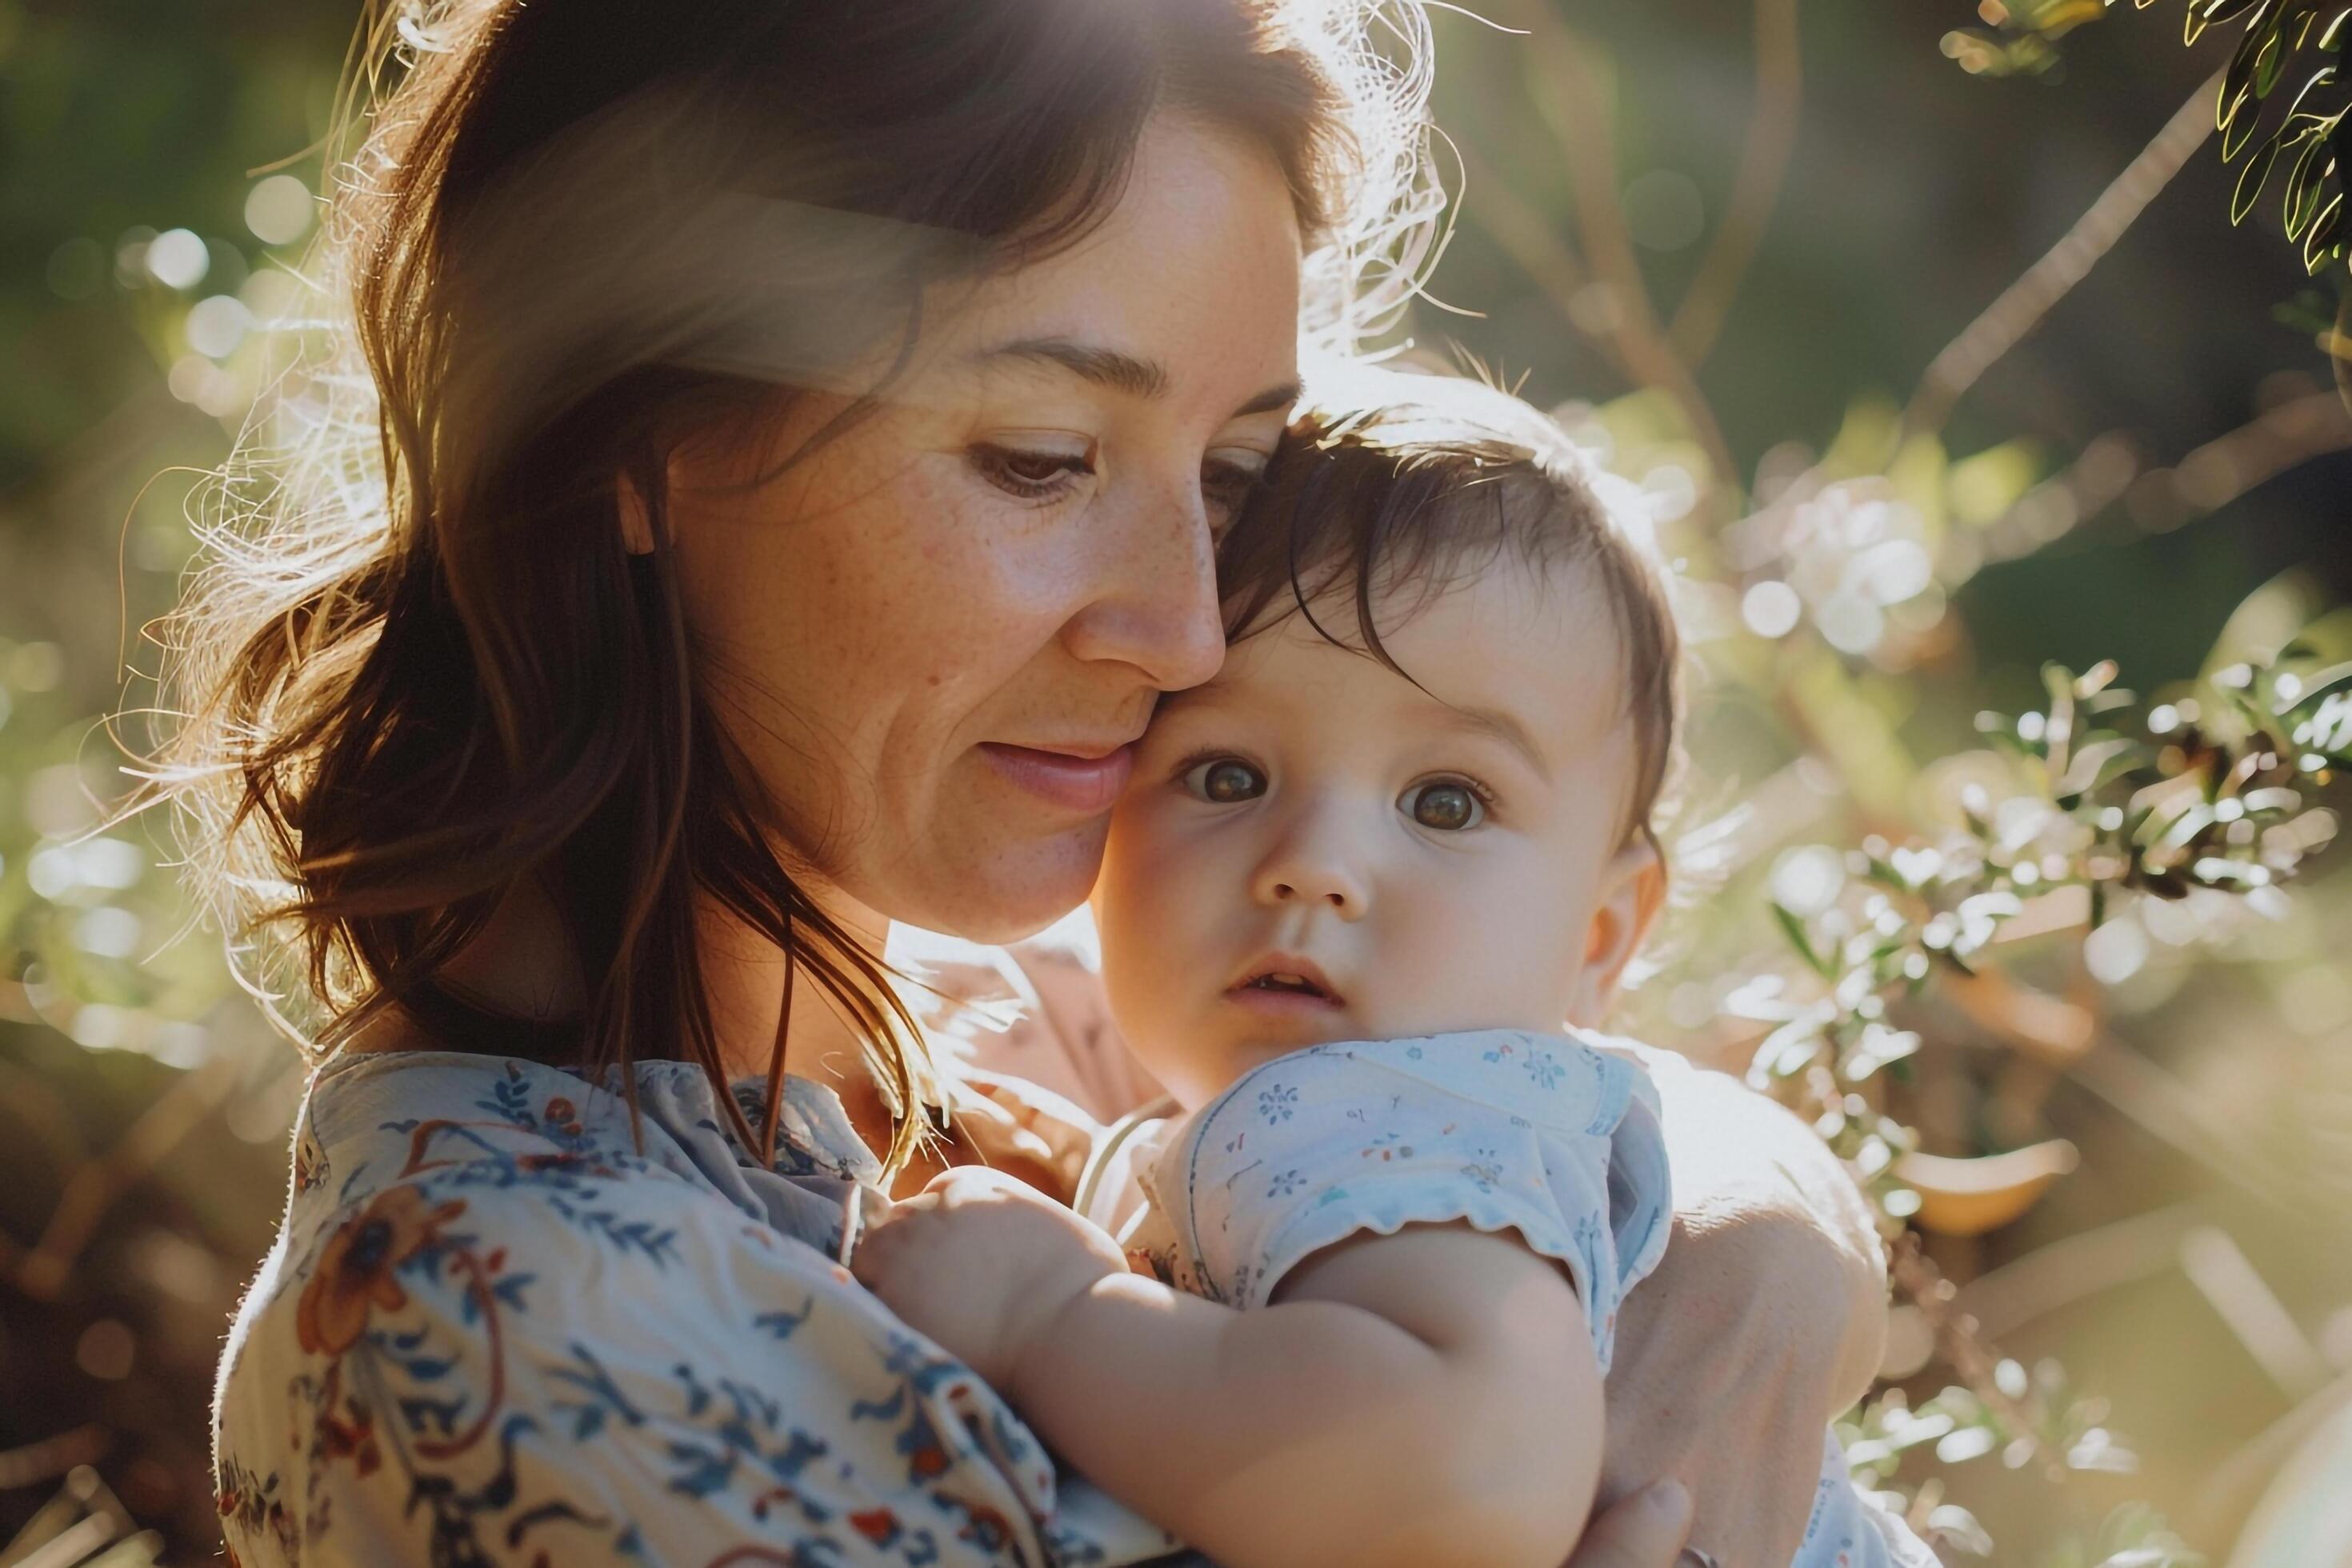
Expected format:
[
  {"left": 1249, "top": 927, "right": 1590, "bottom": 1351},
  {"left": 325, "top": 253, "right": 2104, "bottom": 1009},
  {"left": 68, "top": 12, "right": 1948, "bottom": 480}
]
[
  {"left": 217, "top": 1047, "right": 890, "bottom": 1434},
  {"left": 213, "top": 1048, "right": 1095, "bottom": 1566}
]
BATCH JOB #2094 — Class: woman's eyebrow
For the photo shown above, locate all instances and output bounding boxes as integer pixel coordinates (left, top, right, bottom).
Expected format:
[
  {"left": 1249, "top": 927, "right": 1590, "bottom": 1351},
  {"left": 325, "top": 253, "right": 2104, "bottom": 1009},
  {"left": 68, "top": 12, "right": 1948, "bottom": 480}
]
[
  {"left": 970, "top": 338, "right": 1168, "bottom": 398},
  {"left": 1233, "top": 378, "right": 1303, "bottom": 417},
  {"left": 966, "top": 337, "right": 1299, "bottom": 416}
]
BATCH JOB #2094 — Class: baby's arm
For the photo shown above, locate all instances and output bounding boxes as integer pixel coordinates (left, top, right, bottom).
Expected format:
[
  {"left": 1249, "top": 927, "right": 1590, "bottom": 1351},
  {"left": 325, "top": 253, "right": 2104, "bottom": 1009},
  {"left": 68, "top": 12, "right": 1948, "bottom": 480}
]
[
  {"left": 856, "top": 1172, "right": 1602, "bottom": 1568},
  {"left": 1029, "top": 1222, "right": 1603, "bottom": 1568}
]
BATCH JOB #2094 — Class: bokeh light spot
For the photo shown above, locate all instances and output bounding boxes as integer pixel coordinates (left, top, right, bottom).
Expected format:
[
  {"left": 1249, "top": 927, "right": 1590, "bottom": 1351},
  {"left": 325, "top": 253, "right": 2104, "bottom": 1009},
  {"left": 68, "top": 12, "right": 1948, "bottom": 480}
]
[
  {"left": 245, "top": 174, "right": 315, "bottom": 246},
  {"left": 76, "top": 1319, "right": 135, "bottom": 1382},
  {"left": 2084, "top": 917, "right": 2149, "bottom": 985},
  {"left": 1770, "top": 843, "right": 1846, "bottom": 917},
  {"left": 185, "top": 294, "right": 251, "bottom": 359},
  {"left": 74, "top": 906, "right": 142, "bottom": 960},
  {"left": 1818, "top": 591, "right": 1885, "bottom": 654},
  {"left": 145, "top": 229, "right": 209, "bottom": 290},
  {"left": 1742, "top": 579, "right": 1802, "bottom": 638},
  {"left": 1622, "top": 170, "right": 1705, "bottom": 251}
]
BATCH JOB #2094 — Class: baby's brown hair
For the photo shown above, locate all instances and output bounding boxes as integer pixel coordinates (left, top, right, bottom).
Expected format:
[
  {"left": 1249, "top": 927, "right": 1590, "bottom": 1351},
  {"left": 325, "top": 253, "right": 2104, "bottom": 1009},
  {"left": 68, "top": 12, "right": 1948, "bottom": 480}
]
[{"left": 1217, "top": 365, "right": 1683, "bottom": 851}]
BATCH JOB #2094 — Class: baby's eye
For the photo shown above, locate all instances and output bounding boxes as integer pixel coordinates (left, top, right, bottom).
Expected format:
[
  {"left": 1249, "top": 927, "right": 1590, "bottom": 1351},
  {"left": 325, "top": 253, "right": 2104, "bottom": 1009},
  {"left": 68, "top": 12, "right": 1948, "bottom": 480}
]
[
  {"left": 1401, "top": 779, "right": 1486, "bottom": 831},
  {"left": 1182, "top": 757, "right": 1266, "bottom": 804}
]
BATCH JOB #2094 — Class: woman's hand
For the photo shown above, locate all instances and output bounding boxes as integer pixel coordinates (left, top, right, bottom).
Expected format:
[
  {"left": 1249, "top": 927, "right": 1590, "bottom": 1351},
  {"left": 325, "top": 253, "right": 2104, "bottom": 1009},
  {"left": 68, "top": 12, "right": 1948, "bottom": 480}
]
[
  {"left": 1597, "top": 1054, "right": 1889, "bottom": 1568},
  {"left": 850, "top": 1166, "right": 1127, "bottom": 1392}
]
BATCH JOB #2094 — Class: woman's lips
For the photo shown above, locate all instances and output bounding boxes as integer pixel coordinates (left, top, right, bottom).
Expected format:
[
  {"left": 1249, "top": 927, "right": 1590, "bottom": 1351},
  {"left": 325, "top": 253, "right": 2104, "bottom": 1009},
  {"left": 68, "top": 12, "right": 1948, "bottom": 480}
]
[{"left": 978, "top": 741, "right": 1136, "bottom": 814}]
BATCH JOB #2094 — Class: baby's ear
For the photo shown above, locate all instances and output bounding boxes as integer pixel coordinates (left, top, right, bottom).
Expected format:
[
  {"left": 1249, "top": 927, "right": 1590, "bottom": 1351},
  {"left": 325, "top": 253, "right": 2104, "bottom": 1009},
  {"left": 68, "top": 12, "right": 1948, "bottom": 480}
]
[{"left": 1570, "top": 834, "right": 1666, "bottom": 1026}]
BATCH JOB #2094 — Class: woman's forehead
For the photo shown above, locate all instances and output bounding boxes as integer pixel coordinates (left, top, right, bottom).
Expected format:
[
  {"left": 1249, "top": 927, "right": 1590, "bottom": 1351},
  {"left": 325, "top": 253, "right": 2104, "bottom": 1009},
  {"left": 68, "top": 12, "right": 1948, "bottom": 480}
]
[{"left": 902, "top": 120, "right": 1305, "bottom": 407}]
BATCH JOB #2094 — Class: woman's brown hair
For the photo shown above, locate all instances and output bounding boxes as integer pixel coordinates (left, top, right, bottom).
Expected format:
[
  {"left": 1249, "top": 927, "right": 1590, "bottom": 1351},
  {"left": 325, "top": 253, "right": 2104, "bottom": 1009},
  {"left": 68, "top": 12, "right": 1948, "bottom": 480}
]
[{"left": 151, "top": 0, "right": 1437, "bottom": 1170}]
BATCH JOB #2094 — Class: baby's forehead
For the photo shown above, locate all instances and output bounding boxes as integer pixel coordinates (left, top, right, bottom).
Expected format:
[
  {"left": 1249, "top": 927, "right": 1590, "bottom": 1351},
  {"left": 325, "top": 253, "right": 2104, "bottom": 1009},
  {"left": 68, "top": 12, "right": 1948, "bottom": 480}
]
[{"left": 1174, "top": 559, "right": 1633, "bottom": 750}]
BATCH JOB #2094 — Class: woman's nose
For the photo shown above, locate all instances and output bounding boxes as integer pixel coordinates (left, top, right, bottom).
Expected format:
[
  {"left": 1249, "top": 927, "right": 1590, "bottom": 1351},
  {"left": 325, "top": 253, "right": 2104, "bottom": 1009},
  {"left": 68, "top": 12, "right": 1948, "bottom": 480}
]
[
  {"left": 1250, "top": 817, "right": 1372, "bottom": 918},
  {"left": 1058, "top": 472, "right": 1225, "bottom": 691}
]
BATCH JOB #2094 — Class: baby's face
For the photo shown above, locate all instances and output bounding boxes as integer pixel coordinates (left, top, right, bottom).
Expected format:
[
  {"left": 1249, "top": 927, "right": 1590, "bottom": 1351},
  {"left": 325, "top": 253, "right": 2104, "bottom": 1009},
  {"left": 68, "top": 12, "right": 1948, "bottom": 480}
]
[{"left": 1093, "top": 554, "right": 1659, "bottom": 1110}]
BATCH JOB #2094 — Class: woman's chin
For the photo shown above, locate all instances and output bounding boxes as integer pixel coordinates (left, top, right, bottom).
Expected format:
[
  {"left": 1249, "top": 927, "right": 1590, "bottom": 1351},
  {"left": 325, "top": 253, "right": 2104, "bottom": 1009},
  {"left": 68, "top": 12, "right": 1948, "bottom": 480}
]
[{"left": 904, "top": 821, "right": 1108, "bottom": 946}]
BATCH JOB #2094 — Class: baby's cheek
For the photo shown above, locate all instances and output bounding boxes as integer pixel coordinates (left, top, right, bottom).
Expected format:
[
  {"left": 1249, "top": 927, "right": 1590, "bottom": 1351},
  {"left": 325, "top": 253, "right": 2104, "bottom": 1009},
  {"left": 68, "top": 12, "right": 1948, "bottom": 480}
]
[
  {"left": 1390, "top": 877, "right": 1582, "bottom": 1029},
  {"left": 1094, "top": 827, "right": 1189, "bottom": 1038}
]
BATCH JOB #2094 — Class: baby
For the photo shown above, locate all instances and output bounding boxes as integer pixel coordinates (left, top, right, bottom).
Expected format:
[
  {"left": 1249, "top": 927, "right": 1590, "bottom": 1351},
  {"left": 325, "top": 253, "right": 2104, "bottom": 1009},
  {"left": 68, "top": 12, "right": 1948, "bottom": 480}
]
[{"left": 858, "top": 370, "right": 1932, "bottom": 1568}]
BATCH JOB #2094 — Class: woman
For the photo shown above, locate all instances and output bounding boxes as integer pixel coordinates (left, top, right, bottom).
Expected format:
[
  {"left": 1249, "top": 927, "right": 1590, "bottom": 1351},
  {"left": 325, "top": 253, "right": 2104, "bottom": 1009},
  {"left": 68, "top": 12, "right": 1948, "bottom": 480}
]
[{"left": 171, "top": 2, "right": 1885, "bottom": 1562}]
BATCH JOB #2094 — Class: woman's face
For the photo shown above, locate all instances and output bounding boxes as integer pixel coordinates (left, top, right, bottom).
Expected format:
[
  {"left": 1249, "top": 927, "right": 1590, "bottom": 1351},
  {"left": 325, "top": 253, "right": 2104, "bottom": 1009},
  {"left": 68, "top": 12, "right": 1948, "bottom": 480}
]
[{"left": 666, "top": 116, "right": 1304, "bottom": 943}]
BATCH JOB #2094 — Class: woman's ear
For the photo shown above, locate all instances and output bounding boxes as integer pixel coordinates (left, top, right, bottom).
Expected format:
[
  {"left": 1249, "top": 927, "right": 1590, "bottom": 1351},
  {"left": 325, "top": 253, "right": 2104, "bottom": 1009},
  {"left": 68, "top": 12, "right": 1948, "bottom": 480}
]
[
  {"left": 1569, "top": 834, "right": 1666, "bottom": 1026},
  {"left": 618, "top": 470, "right": 658, "bottom": 555}
]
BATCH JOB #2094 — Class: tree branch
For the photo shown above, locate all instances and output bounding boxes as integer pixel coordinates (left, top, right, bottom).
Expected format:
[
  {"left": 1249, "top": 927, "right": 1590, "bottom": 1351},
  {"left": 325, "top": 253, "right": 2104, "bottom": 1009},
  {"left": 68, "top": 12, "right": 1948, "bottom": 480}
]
[
  {"left": 1670, "top": 0, "right": 1803, "bottom": 367},
  {"left": 1454, "top": 141, "right": 1606, "bottom": 360},
  {"left": 1510, "top": 2, "right": 1743, "bottom": 497},
  {"left": 1904, "top": 69, "right": 2223, "bottom": 438}
]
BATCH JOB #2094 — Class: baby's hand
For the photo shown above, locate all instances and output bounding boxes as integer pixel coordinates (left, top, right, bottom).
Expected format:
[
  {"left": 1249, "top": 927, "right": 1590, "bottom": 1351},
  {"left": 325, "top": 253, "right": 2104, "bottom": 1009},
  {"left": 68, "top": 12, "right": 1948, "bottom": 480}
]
[{"left": 850, "top": 1166, "right": 1126, "bottom": 1395}]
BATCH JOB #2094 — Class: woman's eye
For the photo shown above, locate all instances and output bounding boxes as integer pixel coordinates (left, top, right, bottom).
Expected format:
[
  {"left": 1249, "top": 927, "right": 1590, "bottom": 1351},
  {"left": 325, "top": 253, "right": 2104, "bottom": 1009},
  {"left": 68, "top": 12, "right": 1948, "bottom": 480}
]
[
  {"left": 1202, "top": 454, "right": 1268, "bottom": 524},
  {"left": 1182, "top": 757, "right": 1266, "bottom": 804},
  {"left": 1402, "top": 779, "right": 1485, "bottom": 831},
  {"left": 970, "top": 442, "right": 1094, "bottom": 501}
]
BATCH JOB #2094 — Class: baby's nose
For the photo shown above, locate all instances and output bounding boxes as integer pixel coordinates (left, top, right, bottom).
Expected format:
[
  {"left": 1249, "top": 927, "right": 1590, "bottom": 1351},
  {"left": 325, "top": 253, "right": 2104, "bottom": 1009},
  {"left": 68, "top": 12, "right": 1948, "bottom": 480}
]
[{"left": 1250, "top": 840, "right": 1370, "bottom": 917}]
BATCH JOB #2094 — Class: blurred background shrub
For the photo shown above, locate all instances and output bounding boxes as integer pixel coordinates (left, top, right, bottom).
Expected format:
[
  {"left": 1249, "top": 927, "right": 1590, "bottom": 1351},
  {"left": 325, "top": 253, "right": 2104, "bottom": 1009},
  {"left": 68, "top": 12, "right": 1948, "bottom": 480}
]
[{"left": 2, "top": 0, "right": 2349, "bottom": 1562}]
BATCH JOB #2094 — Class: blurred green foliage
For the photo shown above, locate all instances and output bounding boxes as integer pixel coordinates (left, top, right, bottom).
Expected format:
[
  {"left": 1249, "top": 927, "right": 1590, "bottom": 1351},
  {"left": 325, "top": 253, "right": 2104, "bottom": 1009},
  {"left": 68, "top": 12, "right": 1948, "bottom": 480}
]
[
  {"left": 1946, "top": 0, "right": 2352, "bottom": 291},
  {"left": 5, "top": 0, "right": 2352, "bottom": 1563}
]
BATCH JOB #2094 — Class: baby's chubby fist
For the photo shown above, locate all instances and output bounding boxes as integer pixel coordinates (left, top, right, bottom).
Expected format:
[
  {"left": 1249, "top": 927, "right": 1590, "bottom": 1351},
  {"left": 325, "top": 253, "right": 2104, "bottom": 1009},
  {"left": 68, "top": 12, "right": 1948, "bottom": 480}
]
[{"left": 850, "top": 1166, "right": 1128, "bottom": 1397}]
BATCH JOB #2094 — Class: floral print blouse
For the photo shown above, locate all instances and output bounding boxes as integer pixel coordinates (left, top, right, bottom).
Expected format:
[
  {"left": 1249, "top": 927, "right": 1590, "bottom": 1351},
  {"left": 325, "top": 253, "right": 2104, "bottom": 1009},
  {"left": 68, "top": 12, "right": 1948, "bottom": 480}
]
[{"left": 211, "top": 1048, "right": 1180, "bottom": 1567}]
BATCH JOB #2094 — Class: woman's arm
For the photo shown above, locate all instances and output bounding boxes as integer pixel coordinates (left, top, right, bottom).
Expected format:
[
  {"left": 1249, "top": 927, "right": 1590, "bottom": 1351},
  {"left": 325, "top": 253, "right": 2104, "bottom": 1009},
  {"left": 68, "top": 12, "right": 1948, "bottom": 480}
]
[
  {"left": 856, "top": 1172, "right": 1602, "bottom": 1568},
  {"left": 1599, "top": 1050, "right": 1889, "bottom": 1567}
]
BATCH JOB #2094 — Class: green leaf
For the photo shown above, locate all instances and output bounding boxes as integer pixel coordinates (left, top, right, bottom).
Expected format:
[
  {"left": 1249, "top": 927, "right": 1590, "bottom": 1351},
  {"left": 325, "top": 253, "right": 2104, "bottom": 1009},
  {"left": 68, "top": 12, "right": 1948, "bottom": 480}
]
[
  {"left": 2256, "top": 17, "right": 2290, "bottom": 98},
  {"left": 1772, "top": 902, "right": 1835, "bottom": 978},
  {"left": 2285, "top": 130, "right": 2336, "bottom": 236},
  {"left": 2278, "top": 65, "right": 2341, "bottom": 128},
  {"left": 2321, "top": 4, "right": 2352, "bottom": 50},
  {"left": 2302, "top": 190, "right": 2345, "bottom": 270},
  {"left": 2226, "top": 81, "right": 2272, "bottom": 158},
  {"left": 2058, "top": 736, "right": 2143, "bottom": 799},
  {"left": 2223, "top": 26, "right": 2265, "bottom": 122},
  {"left": 2275, "top": 657, "right": 2352, "bottom": 714},
  {"left": 2238, "top": 134, "right": 2286, "bottom": 222},
  {"left": 2220, "top": 79, "right": 2256, "bottom": 151}
]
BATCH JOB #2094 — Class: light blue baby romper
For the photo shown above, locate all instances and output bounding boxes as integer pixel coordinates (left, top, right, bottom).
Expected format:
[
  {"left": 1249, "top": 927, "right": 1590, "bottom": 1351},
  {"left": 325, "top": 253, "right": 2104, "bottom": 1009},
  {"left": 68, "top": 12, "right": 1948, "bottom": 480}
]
[{"left": 1082, "top": 1029, "right": 1938, "bottom": 1568}]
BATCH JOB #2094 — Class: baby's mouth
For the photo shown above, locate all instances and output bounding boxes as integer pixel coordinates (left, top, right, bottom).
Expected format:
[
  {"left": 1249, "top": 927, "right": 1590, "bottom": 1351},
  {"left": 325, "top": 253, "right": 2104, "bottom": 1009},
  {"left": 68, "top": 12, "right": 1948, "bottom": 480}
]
[{"left": 1226, "top": 956, "right": 1346, "bottom": 1008}]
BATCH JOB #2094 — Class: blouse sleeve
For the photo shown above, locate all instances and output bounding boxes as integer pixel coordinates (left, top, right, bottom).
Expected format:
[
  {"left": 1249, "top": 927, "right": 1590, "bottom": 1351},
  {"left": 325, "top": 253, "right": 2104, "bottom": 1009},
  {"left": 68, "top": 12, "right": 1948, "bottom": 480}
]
[{"left": 213, "top": 1160, "right": 1178, "bottom": 1567}]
